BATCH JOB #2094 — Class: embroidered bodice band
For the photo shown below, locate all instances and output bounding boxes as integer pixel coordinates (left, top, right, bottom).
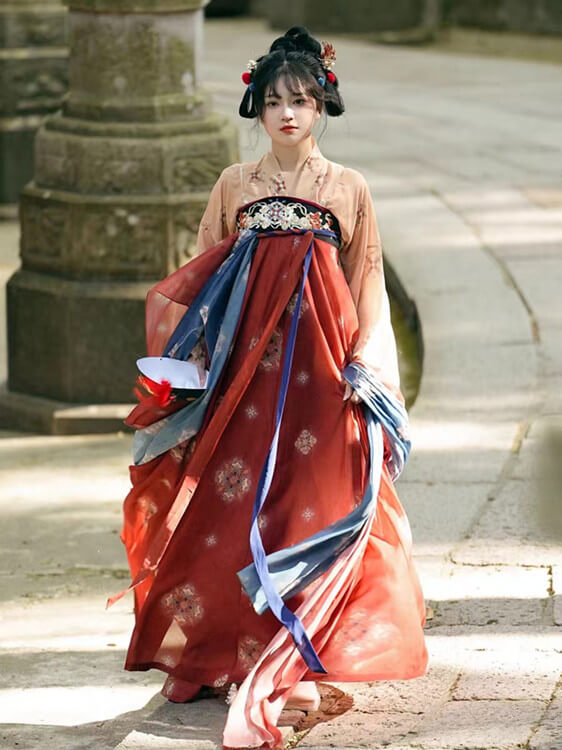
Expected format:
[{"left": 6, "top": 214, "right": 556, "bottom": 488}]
[{"left": 236, "top": 197, "right": 341, "bottom": 244}]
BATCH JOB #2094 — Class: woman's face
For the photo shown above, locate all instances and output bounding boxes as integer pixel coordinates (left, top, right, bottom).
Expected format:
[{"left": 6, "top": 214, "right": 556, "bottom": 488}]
[{"left": 260, "top": 76, "right": 321, "bottom": 150}]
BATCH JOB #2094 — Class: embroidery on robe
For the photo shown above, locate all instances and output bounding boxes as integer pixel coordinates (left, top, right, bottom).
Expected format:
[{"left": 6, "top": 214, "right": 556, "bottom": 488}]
[
  {"left": 259, "top": 327, "right": 283, "bottom": 371},
  {"left": 215, "top": 457, "right": 252, "bottom": 503},
  {"left": 249, "top": 167, "right": 264, "bottom": 183},
  {"left": 236, "top": 198, "right": 339, "bottom": 234},
  {"left": 270, "top": 174, "right": 287, "bottom": 195},
  {"left": 295, "top": 429, "right": 317, "bottom": 455},
  {"left": 365, "top": 246, "right": 383, "bottom": 276},
  {"left": 161, "top": 583, "right": 204, "bottom": 625},
  {"left": 238, "top": 635, "right": 265, "bottom": 671},
  {"left": 286, "top": 292, "right": 309, "bottom": 318}
]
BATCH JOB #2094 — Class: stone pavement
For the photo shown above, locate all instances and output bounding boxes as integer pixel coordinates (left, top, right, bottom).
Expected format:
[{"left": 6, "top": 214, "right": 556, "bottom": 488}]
[{"left": 1, "top": 16, "right": 561, "bottom": 750}]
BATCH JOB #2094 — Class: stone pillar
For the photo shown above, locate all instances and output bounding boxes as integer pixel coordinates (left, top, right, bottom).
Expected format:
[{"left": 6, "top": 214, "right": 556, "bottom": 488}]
[
  {"left": 3, "top": 0, "right": 238, "bottom": 433},
  {"left": 0, "top": 0, "right": 68, "bottom": 216}
]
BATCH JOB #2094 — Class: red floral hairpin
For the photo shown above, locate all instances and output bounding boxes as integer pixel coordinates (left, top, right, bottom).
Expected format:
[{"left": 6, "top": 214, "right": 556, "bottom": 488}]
[
  {"left": 320, "top": 42, "right": 337, "bottom": 83},
  {"left": 241, "top": 59, "right": 257, "bottom": 86}
]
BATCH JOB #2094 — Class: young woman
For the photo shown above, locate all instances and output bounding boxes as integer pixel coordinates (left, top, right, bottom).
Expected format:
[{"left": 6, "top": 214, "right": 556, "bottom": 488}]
[{"left": 111, "top": 25, "right": 428, "bottom": 750}]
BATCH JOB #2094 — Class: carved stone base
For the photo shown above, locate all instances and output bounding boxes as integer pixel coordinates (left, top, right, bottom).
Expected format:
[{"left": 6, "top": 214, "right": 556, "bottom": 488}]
[
  {"left": 10, "top": 112, "right": 238, "bottom": 403},
  {"left": 7, "top": 0, "right": 240, "bottom": 417},
  {"left": 7, "top": 269, "right": 149, "bottom": 403},
  {"left": 0, "top": 383, "right": 132, "bottom": 435}
]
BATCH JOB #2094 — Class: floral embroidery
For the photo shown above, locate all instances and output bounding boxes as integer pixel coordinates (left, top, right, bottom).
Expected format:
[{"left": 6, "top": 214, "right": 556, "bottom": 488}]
[
  {"left": 235, "top": 197, "right": 339, "bottom": 235},
  {"left": 270, "top": 174, "right": 286, "bottom": 195},
  {"left": 249, "top": 336, "right": 260, "bottom": 351},
  {"left": 304, "top": 154, "right": 317, "bottom": 170},
  {"left": 259, "top": 327, "right": 283, "bottom": 371},
  {"left": 302, "top": 507, "right": 315, "bottom": 522},
  {"left": 296, "top": 370, "right": 310, "bottom": 385},
  {"left": 286, "top": 293, "right": 309, "bottom": 318},
  {"left": 257, "top": 514, "right": 268, "bottom": 530},
  {"left": 249, "top": 167, "right": 264, "bottom": 183},
  {"left": 205, "top": 534, "right": 218, "bottom": 547},
  {"left": 309, "top": 211, "right": 323, "bottom": 229},
  {"left": 314, "top": 172, "right": 327, "bottom": 188},
  {"left": 162, "top": 583, "right": 204, "bottom": 625},
  {"left": 365, "top": 246, "right": 382, "bottom": 276},
  {"left": 238, "top": 635, "right": 265, "bottom": 671},
  {"left": 215, "top": 457, "right": 252, "bottom": 502},
  {"left": 245, "top": 404, "right": 259, "bottom": 419},
  {"left": 295, "top": 429, "right": 317, "bottom": 455}
]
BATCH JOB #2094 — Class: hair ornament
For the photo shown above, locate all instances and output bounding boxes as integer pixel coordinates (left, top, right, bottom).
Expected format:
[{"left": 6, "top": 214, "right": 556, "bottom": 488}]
[
  {"left": 320, "top": 41, "right": 336, "bottom": 70},
  {"left": 327, "top": 71, "right": 336, "bottom": 84},
  {"left": 317, "top": 76, "right": 325, "bottom": 87},
  {"left": 241, "top": 59, "right": 258, "bottom": 86}
]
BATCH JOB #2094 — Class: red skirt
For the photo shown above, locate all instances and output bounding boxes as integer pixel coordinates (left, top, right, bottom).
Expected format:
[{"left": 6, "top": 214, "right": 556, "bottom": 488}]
[{"left": 119, "top": 229, "right": 427, "bottom": 703}]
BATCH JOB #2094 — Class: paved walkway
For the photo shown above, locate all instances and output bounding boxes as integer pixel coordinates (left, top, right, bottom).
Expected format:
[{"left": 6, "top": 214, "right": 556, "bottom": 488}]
[{"left": 1, "top": 17, "right": 561, "bottom": 750}]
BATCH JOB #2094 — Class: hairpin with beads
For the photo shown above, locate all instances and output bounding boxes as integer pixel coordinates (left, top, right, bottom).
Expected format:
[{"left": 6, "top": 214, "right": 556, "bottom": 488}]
[
  {"left": 241, "top": 59, "right": 257, "bottom": 91},
  {"left": 320, "top": 41, "right": 337, "bottom": 85}
]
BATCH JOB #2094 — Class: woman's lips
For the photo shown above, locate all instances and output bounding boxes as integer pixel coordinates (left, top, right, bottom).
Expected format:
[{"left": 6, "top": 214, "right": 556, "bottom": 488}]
[{"left": 281, "top": 126, "right": 297, "bottom": 132}]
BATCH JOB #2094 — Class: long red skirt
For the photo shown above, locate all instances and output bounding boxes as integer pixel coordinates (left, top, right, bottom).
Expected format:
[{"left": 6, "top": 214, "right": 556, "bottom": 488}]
[{"left": 119, "top": 229, "right": 427, "bottom": 713}]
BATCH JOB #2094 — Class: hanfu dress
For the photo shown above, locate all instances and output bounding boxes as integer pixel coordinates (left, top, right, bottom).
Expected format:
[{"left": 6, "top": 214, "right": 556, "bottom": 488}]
[{"left": 115, "top": 138, "right": 428, "bottom": 749}]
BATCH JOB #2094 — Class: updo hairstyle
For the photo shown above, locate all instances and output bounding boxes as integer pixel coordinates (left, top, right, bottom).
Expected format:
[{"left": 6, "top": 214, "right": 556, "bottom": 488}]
[{"left": 239, "top": 26, "right": 345, "bottom": 120}]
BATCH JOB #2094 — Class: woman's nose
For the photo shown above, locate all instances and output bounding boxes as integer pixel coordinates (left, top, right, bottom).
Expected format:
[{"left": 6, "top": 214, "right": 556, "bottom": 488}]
[{"left": 282, "top": 107, "right": 294, "bottom": 121}]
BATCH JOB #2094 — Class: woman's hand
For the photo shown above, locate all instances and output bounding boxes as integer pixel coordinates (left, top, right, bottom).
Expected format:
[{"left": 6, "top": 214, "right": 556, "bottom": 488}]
[{"left": 343, "top": 381, "right": 361, "bottom": 403}]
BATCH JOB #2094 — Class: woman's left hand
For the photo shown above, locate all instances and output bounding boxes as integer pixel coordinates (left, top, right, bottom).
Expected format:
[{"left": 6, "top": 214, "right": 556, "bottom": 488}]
[{"left": 343, "top": 382, "right": 361, "bottom": 403}]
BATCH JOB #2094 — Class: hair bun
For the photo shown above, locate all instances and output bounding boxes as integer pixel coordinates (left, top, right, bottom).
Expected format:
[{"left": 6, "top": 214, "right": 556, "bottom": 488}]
[{"left": 269, "top": 26, "right": 322, "bottom": 57}]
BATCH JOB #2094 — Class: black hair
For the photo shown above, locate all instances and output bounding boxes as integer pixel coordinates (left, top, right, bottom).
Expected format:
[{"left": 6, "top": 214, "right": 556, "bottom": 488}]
[{"left": 239, "top": 26, "right": 345, "bottom": 120}]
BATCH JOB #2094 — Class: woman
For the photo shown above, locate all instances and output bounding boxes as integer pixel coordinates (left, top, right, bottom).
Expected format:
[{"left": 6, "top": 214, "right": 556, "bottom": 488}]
[{"left": 111, "top": 25, "right": 428, "bottom": 750}]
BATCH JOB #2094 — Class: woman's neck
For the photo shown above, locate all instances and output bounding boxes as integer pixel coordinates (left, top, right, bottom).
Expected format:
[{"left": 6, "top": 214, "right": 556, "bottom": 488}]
[{"left": 271, "top": 136, "right": 315, "bottom": 172}]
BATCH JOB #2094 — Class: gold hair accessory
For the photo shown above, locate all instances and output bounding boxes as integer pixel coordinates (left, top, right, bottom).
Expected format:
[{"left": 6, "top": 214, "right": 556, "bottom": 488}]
[{"left": 320, "top": 42, "right": 336, "bottom": 70}]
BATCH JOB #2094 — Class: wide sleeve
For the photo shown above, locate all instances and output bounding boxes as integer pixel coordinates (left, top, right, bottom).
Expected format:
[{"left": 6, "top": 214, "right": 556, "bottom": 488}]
[
  {"left": 340, "top": 174, "right": 401, "bottom": 389},
  {"left": 195, "top": 167, "right": 232, "bottom": 254}
]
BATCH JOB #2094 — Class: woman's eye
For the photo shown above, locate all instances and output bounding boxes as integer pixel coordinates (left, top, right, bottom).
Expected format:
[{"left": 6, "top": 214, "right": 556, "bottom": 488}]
[
  {"left": 294, "top": 98, "right": 306, "bottom": 105},
  {"left": 266, "top": 101, "right": 278, "bottom": 107}
]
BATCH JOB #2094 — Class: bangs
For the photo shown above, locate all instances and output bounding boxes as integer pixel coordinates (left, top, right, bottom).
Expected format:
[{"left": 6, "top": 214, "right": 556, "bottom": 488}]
[{"left": 265, "top": 67, "right": 317, "bottom": 100}]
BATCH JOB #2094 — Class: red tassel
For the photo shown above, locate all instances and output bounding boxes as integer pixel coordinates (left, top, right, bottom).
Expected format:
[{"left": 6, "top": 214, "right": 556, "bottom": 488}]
[
  {"left": 327, "top": 71, "right": 336, "bottom": 84},
  {"left": 241, "top": 71, "right": 252, "bottom": 85},
  {"left": 134, "top": 375, "right": 175, "bottom": 408}
]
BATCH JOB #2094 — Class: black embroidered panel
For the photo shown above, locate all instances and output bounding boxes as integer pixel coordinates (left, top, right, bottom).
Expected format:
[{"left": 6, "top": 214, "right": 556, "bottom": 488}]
[{"left": 236, "top": 196, "right": 341, "bottom": 239}]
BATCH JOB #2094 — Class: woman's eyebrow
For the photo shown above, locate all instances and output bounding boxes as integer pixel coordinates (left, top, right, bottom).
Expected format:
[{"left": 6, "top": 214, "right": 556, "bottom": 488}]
[{"left": 265, "top": 91, "right": 281, "bottom": 99}]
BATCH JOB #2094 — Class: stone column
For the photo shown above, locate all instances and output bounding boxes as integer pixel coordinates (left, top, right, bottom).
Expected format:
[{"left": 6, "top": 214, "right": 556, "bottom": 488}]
[
  {"left": 3, "top": 0, "right": 238, "bottom": 433},
  {"left": 0, "top": 0, "right": 68, "bottom": 215}
]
